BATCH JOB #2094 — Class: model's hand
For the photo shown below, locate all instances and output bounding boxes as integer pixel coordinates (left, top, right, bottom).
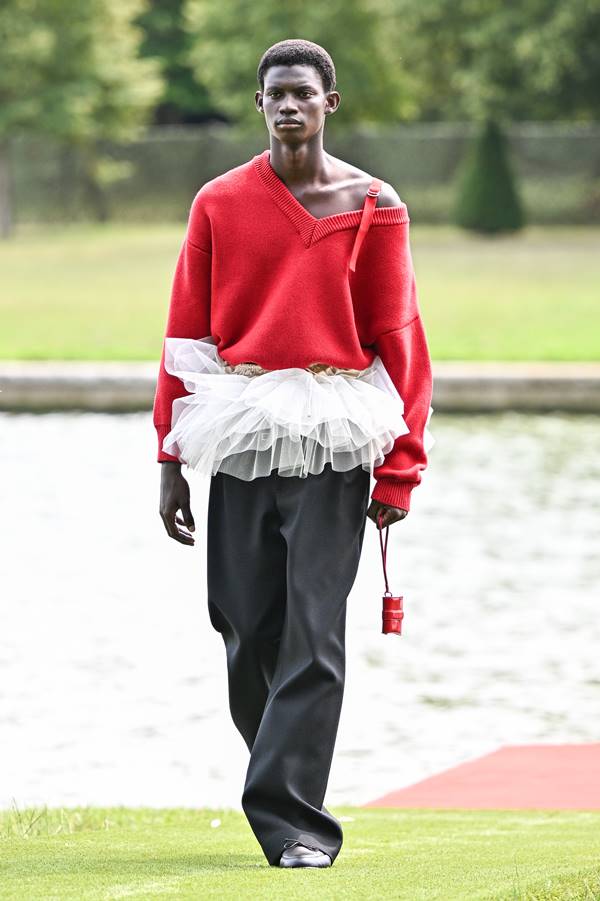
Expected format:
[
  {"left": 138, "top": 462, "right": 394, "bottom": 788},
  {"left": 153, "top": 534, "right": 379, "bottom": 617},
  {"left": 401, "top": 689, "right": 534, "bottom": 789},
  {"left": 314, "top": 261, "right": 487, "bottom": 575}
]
[
  {"left": 367, "top": 499, "right": 408, "bottom": 529},
  {"left": 159, "top": 462, "right": 196, "bottom": 545}
]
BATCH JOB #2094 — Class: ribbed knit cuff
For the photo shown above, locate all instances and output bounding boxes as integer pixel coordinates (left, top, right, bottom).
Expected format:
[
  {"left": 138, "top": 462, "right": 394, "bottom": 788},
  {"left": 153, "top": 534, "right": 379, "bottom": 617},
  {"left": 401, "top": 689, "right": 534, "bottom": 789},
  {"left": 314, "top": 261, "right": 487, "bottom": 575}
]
[
  {"left": 371, "top": 478, "right": 415, "bottom": 512},
  {"left": 156, "top": 423, "right": 180, "bottom": 463}
]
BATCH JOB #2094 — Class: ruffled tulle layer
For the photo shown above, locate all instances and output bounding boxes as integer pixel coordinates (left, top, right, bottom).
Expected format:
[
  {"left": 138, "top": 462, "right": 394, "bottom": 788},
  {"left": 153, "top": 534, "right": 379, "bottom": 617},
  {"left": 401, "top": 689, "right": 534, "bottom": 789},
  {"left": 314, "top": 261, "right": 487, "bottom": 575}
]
[{"left": 162, "top": 335, "right": 434, "bottom": 480}]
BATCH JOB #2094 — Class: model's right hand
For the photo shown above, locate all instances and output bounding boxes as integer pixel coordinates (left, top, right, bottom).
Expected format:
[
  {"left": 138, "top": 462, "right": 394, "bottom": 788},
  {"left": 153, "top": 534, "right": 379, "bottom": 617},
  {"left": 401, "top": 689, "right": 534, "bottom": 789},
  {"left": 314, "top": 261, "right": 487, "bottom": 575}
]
[{"left": 159, "top": 462, "right": 196, "bottom": 545}]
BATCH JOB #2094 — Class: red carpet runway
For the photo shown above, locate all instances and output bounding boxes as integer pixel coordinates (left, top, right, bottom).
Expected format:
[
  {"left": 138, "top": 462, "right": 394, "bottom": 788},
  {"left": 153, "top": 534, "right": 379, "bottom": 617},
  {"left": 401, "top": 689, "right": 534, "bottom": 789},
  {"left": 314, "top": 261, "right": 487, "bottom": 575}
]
[{"left": 365, "top": 743, "right": 600, "bottom": 810}]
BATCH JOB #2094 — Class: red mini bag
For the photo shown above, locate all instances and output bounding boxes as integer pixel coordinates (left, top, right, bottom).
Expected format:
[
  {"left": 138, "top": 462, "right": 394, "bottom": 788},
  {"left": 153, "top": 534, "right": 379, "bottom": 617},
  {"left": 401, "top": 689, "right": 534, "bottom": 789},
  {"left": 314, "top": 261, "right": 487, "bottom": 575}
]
[{"left": 377, "top": 509, "right": 404, "bottom": 636}]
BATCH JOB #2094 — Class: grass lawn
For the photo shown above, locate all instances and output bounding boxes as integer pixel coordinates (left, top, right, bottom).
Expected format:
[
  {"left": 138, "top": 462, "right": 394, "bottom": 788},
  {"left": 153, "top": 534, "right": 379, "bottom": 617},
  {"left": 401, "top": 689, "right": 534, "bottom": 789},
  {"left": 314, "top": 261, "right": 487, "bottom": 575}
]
[
  {"left": 1, "top": 224, "right": 599, "bottom": 362},
  {"left": 0, "top": 224, "right": 600, "bottom": 360},
  {"left": 1, "top": 805, "right": 599, "bottom": 900}
]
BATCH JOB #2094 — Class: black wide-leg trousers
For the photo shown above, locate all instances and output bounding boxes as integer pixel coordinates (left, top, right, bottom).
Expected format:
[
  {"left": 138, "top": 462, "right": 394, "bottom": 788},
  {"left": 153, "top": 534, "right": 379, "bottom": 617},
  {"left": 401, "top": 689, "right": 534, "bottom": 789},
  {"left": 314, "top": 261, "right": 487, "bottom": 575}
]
[{"left": 206, "top": 461, "right": 371, "bottom": 866}]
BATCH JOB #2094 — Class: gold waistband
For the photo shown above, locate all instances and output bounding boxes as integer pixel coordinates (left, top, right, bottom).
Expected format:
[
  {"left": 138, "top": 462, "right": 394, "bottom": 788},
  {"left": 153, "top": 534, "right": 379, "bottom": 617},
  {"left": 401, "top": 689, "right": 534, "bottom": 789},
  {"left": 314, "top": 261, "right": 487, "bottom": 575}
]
[{"left": 223, "top": 361, "right": 365, "bottom": 378}]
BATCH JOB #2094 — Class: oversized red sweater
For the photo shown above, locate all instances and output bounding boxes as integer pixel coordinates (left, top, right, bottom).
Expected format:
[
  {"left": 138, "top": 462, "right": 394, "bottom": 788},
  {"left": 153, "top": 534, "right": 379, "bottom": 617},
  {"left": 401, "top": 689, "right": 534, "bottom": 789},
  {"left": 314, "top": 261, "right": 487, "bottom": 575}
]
[{"left": 153, "top": 148, "right": 433, "bottom": 511}]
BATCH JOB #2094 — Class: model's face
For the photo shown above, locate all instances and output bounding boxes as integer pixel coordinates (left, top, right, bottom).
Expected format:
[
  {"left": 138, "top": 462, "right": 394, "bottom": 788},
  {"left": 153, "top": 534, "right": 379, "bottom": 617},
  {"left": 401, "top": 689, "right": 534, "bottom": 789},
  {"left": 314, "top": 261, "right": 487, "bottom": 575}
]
[{"left": 256, "top": 64, "right": 339, "bottom": 142}]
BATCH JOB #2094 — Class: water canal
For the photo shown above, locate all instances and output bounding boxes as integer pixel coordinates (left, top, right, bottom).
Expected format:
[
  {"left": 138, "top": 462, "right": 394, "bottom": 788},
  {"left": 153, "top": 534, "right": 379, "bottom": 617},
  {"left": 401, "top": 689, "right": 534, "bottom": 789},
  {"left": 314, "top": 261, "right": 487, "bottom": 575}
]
[{"left": 1, "top": 410, "right": 598, "bottom": 809}]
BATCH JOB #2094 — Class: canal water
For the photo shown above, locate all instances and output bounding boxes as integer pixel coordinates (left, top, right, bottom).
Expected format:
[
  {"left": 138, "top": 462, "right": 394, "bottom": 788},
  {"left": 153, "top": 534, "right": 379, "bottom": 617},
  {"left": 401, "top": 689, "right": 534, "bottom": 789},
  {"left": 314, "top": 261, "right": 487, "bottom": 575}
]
[{"left": 1, "top": 410, "right": 598, "bottom": 811}]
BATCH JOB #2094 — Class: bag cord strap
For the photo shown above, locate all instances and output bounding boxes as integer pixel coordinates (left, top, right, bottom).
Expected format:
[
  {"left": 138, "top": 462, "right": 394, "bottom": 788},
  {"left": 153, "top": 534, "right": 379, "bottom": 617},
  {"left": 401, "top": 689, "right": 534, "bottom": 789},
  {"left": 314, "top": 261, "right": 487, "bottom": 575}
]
[
  {"left": 377, "top": 509, "right": 391, "bottom": 595},
  {"left": 348, "top": 176, "right": 383, "bottom": 272}
]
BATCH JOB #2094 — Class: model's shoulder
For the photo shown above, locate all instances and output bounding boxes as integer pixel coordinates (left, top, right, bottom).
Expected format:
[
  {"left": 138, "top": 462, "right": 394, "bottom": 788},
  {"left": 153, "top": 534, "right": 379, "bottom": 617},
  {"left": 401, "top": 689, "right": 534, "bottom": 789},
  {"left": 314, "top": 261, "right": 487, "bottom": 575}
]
[
  {"left": 193, "top": 157, "right": 256, "bottom": 207},
  {"left": 329, "top": 153, "right": 405, "bottom": 210},
  {"left": 353, "top": 174, "right": 406, "bottom": 214},
  {"left": 375, "top": 181, "right": 403, "bottom": 209}
]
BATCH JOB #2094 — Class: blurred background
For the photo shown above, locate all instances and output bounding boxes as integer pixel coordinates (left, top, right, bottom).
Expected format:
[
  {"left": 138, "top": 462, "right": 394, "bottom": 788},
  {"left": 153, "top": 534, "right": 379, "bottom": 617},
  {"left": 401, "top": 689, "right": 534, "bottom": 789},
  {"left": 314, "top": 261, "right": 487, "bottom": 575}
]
[{"left": 1, "top": 0, "right": 599, "bottom": 815}]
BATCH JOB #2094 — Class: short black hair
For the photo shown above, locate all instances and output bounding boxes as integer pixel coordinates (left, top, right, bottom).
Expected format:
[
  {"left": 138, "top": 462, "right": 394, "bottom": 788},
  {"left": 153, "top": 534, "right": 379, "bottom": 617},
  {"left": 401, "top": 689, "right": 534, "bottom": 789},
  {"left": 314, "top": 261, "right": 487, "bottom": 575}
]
[{"left": 257, "top": 39, "right": 336, "bottom": 94}]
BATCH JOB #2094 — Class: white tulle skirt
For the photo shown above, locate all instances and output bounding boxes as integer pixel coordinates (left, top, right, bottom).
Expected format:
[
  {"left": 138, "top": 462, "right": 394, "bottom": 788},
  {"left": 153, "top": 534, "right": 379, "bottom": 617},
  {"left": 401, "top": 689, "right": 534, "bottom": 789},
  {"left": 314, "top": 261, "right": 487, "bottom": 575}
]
[{"left": 161, "top": 335, "right": 434, "bottom": 480}]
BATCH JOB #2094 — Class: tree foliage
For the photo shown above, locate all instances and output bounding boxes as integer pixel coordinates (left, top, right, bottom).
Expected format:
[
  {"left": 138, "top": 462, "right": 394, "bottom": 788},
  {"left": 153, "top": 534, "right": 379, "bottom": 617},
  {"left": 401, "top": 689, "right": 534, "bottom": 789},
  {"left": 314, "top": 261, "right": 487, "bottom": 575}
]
[
  {"left": 0, "top": 0, "right": 162, "bottom": 141},
  {"left": 392, "top": 0, "right": 600, "bottom": 123},
  {"left": 0, "top": 0, "right": 163, "bottom": 235},
  {"left": 179, "top": 0, "right": 600, "bottom": 127},
  {"left": 453, "top": 118, "right": 524, "bottom": 232},
  {"left": 136, "top": 0, "right": 217, "bottom": 124},
  {"left": 183, "top": 0, "right": 419, "bottom": 128}
]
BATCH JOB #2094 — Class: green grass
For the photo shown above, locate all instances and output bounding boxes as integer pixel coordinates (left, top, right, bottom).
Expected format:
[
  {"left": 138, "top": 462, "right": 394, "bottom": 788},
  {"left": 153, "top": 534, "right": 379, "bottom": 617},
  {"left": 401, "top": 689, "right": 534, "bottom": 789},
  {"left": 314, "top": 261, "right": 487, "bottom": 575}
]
[
  {"left": 1, "top": 805, "right": 599, "bottom": 900},
  {"left": 1, "top": 224, "right": 599, "bottom": 362}
]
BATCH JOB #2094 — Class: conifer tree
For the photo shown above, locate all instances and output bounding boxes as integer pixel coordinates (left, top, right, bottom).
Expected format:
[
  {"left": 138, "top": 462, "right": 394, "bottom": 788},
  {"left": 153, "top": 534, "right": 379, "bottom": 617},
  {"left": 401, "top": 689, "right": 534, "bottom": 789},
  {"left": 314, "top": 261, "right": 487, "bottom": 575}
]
[{"left": 453, "top": 118, "right": 524, "bottom": 233}]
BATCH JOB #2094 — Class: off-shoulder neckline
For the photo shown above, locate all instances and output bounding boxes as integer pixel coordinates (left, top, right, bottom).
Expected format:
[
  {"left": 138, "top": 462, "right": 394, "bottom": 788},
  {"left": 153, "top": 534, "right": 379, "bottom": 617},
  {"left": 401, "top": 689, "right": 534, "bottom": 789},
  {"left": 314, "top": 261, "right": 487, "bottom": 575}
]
[{"left": 252, "top": 149, "right": 408, "bottom": 247}]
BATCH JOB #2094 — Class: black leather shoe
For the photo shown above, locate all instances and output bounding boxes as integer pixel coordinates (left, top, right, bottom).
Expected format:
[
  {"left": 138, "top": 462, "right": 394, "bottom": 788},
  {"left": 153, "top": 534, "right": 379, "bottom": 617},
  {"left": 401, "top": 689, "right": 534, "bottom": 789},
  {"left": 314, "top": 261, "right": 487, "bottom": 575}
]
[{"left": 279, "top": 839, "right": 332, "bottom": 868}]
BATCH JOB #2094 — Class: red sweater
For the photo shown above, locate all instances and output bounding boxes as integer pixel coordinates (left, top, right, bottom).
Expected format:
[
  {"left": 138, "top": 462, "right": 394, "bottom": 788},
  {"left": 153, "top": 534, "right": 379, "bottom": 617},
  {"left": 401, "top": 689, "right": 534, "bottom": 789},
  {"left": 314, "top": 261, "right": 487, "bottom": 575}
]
[{"left": 153, "top": 148, "right": 433, "bottom": 511}]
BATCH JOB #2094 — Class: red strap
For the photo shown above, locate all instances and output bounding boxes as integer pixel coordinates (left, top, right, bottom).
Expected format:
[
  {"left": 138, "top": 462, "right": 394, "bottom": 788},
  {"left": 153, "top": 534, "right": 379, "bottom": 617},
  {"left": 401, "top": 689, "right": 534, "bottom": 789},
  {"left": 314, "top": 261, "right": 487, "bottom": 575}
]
[
  {"left": 377, "top": 508, "right": 391, "bottom": 594},
  {"left": 348, "top": 177, "right": 382, "bottom": 272}
]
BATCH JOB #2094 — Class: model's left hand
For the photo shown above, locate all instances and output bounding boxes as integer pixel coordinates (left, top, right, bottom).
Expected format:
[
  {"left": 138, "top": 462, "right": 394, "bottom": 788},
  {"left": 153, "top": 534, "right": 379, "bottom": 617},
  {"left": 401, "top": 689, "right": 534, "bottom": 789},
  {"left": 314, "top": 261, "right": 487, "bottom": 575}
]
[{"left": 367, "top": 499, "right": 408, "bottom": 529}]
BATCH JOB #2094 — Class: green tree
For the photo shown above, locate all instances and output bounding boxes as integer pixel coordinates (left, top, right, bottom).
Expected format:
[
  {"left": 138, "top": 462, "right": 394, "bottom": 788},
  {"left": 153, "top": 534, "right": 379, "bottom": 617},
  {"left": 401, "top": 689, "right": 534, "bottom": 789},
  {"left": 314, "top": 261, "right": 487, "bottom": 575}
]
[
  {"left": 136, "top": 0, "right": 219, "bottom": 124},
  {"left": 453, "top": 118, "right": 524, "bottom": 232},
  {"left": 0, "top": 0, "right": 163, "bottom": 237},
  {"left": 183, "top": 0, "right": 600, "bottom": 128},
  {"left": 521, "top": 0, "right": 600, "bottom": 120},
  {"left": 386, "top": 0, "right": 600, "bottom": 230},
  {"left": 183, "top": 0, "right": 418, "bottom": 129},
  {"left": 387, "top": 1, "right": 533, "bottom": 231},
  {"left": 391, "top": 0, "right": 600, "bottom": 122}
]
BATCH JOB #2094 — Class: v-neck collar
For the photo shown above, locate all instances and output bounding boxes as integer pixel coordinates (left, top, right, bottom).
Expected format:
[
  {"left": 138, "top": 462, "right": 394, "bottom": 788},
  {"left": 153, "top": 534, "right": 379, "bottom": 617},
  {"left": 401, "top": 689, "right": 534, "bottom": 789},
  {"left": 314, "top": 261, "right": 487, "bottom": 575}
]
[{"left": 252, "top": 148, "right": 408, "bottom": 247}]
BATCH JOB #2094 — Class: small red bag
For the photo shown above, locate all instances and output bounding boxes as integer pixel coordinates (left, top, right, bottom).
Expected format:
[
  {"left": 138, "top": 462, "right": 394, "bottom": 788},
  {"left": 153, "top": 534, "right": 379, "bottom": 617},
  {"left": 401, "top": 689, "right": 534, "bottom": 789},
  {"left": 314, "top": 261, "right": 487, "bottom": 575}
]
[{"left": 377, "top": 509, "right": 404, "bottom": 636}]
